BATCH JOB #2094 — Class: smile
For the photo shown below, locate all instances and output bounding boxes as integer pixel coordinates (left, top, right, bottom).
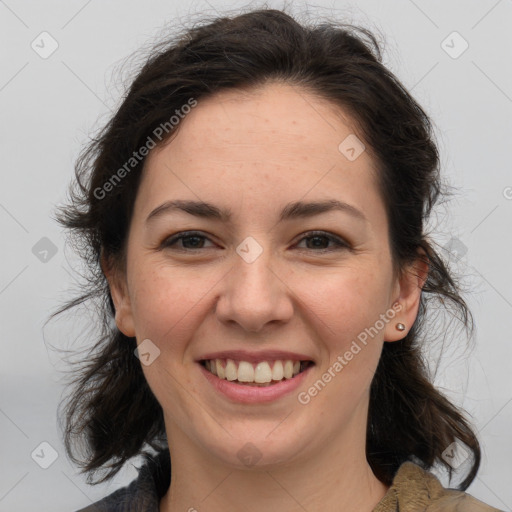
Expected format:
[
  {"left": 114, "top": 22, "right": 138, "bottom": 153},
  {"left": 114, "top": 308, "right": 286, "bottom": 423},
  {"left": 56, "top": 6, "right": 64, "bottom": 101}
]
[{"left": 200, "top": 358, "right": 314, "bottom": 386}]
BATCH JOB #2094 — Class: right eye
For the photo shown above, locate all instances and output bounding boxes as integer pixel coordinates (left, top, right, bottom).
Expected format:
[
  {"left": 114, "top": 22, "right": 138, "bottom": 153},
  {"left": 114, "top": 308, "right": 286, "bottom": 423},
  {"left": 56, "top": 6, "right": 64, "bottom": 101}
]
[{"left": 160, "top": 231, "right": 217, "bottom": 251}]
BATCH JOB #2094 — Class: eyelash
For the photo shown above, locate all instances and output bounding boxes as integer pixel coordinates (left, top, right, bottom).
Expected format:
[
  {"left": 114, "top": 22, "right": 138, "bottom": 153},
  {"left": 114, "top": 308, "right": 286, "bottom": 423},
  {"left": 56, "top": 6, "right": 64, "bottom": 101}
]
[{"left": 160, "top": 230, "right": 351, "bottom": 253}]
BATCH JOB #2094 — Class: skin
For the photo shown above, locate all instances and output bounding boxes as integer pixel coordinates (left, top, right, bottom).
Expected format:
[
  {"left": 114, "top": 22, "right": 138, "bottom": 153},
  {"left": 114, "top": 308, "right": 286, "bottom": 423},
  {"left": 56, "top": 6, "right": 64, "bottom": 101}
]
[{"left": 104, "top": 82, "right": 428, "bottom": 512}]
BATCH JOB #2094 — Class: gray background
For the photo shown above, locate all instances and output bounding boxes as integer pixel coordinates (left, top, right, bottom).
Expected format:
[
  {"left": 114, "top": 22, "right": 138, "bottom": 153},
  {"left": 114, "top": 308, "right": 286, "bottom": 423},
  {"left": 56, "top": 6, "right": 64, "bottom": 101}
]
[{"left": 1, "top": 0, "right": 511, "bottom": 510}]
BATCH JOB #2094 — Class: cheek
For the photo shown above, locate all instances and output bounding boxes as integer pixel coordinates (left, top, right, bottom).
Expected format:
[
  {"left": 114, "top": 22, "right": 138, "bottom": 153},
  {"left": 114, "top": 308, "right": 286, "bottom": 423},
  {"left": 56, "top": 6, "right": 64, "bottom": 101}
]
[
  {"left": 128, "top": 262, "right": 220, "bottom": 349},
  {"left": 294, "top": 264, "right": 390, "bottom": 337},
  {"left": 295, "top": 265, "right": 390, "bottom": 394}
]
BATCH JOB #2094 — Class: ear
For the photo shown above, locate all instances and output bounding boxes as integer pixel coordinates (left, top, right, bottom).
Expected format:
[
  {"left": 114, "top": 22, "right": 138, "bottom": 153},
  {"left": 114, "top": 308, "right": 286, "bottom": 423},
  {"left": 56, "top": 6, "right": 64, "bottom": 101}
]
[
  {"left": 384, "top": 247, "right": 429, "bottom": 342},
  {"left": 101, "top": 250, "right": 136, "bottom": 338}
]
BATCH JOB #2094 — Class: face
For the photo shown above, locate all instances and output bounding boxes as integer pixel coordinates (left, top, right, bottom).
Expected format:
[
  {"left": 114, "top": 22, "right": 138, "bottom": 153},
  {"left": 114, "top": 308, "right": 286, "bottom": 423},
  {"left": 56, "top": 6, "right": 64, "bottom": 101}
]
[{"left": 107, "top": 82, "right": 423, "bottom": 470}]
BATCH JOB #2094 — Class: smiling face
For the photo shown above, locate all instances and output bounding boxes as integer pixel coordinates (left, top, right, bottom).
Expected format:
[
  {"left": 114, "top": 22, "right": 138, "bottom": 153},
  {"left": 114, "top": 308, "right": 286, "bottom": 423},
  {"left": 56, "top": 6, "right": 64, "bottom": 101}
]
[{"left": 106, "top": 81, "right": 424, "bottom": 472}]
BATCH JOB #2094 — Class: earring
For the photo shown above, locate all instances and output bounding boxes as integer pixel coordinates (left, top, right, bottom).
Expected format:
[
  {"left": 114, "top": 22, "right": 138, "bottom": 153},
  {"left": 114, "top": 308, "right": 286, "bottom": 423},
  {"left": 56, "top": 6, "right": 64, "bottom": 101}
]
[{"left": 395, "top": 323, "right": 406, "bottom": 331}]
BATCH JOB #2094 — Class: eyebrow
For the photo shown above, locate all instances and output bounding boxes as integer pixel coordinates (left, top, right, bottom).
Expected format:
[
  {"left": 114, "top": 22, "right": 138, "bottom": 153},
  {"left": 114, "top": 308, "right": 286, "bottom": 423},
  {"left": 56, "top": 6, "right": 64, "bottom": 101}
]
[{"left": 146, "top": 199, "right": 367, "bottom": 224}]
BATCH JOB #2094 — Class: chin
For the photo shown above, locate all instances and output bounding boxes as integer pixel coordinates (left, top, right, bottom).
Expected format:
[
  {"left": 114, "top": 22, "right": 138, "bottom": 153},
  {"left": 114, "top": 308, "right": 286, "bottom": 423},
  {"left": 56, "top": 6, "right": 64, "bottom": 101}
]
[{"left": 197, "top": 430, "right": 308, "bottom": 471}]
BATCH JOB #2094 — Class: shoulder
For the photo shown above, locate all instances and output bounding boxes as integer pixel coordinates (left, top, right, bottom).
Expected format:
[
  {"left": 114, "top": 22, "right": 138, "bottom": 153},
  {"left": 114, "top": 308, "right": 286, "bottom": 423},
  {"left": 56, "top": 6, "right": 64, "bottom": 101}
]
[
  {"left": 73, "top": 449, "right": 171, "bottom": 512},
  {"left": 373, "top": 461, "right": 504, "bottom": 512}
]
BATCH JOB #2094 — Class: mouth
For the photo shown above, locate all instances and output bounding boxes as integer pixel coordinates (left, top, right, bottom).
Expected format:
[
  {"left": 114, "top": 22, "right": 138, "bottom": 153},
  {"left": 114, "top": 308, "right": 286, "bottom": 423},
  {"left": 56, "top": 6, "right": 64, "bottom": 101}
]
[{"left": 199, "top": 358, "right": 315, "bottom": 387}]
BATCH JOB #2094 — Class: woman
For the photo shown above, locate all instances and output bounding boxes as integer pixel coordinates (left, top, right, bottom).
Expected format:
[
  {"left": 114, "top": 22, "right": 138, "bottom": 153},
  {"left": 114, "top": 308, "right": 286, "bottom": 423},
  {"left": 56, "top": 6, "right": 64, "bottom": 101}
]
[{"left": 53, "top": 7, "right": 502, "bottom": 512}]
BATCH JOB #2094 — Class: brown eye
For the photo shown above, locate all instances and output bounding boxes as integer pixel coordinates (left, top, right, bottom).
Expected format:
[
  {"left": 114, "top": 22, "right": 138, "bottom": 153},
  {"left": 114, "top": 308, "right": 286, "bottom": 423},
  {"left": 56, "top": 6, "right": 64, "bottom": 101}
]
[
  {"left": 161, "top": 231, "right": 215, "bottom": 250},
  {"left": 295, "top": 231, "right": 350, "bottom": 252}
]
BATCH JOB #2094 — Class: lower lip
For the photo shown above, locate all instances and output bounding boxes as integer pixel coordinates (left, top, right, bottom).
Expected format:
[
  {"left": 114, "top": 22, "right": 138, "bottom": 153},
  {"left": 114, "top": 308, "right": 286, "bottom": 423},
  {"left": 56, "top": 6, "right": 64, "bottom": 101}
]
[{"left": 198, "top": 363, "right": 313, "bottom": 404}]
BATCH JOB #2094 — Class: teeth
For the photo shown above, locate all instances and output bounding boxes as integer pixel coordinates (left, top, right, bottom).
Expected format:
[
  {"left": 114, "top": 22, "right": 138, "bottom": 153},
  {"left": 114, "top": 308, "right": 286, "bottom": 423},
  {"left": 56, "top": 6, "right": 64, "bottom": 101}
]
[
  {"left": 254, "top": 362, "right": 272, "bottom": 383},
  {"left": 216, "top": 359, "right": 225, "bottom": 379},
  {"left": 225, "top": 359, "right": 238, "bottom": 381},
  {"left": 283, "top": 360, "right": 293, "bottom": 379},
  {"left": 238, "top": 361, "right": 255, "bottom": 382},
  {"left": 272, "top": 360, "right": 284, "bottom": 380},
  {"left": 205, "top": 358, "right": 309, "bottom": 384}
]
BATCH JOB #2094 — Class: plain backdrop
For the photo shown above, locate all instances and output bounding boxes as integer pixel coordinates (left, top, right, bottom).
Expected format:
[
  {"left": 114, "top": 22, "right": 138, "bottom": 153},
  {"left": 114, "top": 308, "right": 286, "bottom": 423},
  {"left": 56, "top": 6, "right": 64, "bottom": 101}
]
[{"left": 1, "top": 1, "right": 511, "bottom": 510}]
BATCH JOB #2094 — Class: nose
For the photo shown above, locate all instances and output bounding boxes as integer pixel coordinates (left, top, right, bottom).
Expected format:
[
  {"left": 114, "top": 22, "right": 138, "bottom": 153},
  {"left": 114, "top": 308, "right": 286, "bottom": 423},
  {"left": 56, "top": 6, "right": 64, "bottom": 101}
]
[{"left": 214, "top": 241, "right": 294, "bottom": 333}]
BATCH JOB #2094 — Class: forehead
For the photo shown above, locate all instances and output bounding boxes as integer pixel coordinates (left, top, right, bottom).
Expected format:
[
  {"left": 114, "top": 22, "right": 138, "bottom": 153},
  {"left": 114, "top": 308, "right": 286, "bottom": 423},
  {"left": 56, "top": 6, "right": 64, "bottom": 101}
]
[
  {"left": 163, "top": 82, "right": 363, "bottom": 158},
  {"left": 137, "top": 82, "right": 386, "bottom": 231}
]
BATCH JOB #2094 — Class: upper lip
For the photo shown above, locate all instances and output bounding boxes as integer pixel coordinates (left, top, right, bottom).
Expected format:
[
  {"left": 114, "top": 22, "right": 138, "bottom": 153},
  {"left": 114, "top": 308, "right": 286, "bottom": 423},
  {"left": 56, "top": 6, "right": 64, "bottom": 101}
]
[{"left": 196, "top": 350, "right": 315, "bottom": 364}]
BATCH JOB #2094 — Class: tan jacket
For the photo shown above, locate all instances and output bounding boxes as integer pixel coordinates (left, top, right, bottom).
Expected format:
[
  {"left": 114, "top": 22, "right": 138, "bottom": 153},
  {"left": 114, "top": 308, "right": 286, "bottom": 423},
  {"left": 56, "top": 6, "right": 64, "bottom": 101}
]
[
  {"left": 373, "top": 461, "right": 504, "bottom": 511},
  {"left": 76, "top": 450, "right": 503, "bottom": 511}
]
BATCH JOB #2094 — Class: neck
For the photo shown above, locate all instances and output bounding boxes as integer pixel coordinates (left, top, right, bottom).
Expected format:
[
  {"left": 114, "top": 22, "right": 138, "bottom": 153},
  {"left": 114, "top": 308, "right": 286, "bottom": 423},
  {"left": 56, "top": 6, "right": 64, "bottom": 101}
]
[{"left": 159, "top": 412, "right": 389, "bottom": 512}]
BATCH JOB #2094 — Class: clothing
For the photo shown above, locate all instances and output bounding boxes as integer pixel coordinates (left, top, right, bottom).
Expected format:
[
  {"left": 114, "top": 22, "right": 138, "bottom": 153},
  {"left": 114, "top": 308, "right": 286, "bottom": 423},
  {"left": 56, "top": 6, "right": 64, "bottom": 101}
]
[{"left": 76, "top": 450, "right": 502, "bottom": 512}]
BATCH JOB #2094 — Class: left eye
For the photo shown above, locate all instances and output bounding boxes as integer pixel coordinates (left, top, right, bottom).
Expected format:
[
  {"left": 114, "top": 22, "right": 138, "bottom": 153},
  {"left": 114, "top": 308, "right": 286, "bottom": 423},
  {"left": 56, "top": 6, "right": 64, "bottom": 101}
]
[
  {"left": 295, "top": 231, "right": 349, "bottom": 251},
  {"left": 160, "top": 231, "right": 349, "bottom": 252}
]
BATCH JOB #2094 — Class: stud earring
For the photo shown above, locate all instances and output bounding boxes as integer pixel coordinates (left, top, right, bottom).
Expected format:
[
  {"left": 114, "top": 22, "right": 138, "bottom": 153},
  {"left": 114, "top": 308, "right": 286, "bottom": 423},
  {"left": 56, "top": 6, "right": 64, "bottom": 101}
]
[{"left": 396, "top": 323, "right": 406, "bottom": 331}]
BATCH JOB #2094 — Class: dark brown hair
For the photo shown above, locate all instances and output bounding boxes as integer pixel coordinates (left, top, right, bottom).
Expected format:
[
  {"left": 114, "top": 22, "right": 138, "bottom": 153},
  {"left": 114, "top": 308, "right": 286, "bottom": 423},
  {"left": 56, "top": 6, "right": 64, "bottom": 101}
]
[{"left": 52, "top": 6, "right": 480, "bottom": 489}]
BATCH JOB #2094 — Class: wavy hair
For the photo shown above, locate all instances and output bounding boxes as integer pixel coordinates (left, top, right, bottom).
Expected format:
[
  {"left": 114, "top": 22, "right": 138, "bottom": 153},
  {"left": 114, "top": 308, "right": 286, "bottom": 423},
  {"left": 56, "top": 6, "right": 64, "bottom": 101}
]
[{"left": 52, "top": 6, "right": 480, "bottom": 488}]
